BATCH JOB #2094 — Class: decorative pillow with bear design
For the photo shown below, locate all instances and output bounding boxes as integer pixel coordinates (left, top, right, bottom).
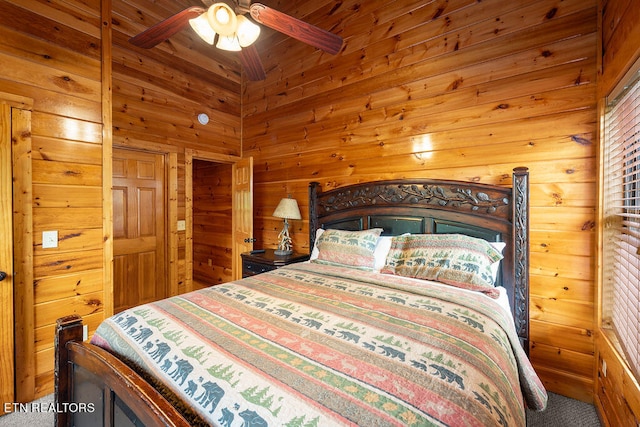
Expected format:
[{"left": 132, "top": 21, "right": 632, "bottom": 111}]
[
  {"left": 381, "top": 234, "right": 503, "bottom": 297},
  {"left": 311, "top": 228, "right": 383, "bottom": 270}
]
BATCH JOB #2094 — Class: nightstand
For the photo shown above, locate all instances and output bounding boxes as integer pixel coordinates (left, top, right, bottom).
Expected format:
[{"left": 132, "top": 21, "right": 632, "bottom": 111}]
[{"left": 241, "top": 249, "right": 310, "bottom": 278}]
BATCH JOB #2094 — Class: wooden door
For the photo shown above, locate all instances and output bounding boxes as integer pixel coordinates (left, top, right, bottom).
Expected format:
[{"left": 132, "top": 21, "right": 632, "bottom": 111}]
[
  {"left": 113, "top": 148, "right": 166, "bottom": 313},
  {"left": 232, "top": 157, "right": 253, "bottom": 280},
  {"left": 0, "top": 104, "right": 14, "bottom": 411}
]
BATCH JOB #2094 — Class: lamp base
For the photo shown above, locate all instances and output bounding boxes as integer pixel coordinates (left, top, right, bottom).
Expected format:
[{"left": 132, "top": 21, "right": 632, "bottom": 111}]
[{"left": 274, "top": 249, "right": 293, "bottom": 256}]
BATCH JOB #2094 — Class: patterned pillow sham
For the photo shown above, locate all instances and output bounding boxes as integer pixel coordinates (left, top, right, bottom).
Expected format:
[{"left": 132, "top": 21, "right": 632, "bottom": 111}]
[
  {"left": 311, "top": 228, "right": 383, "bottom": 270},
  {"left": 381, "top": 234, "right": 504, "bottom": 297}
]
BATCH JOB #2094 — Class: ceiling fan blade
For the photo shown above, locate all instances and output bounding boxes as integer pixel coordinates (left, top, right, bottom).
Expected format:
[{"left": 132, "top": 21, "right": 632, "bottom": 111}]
[
  {"left": 249, "top": 3, "right": 343, "bottom": 55},
  {"left": 129, "top": 6, "right": 205, "bottom": 49},
  {"left": 239, "top": 45, "right": 267, "bottom": 81}
]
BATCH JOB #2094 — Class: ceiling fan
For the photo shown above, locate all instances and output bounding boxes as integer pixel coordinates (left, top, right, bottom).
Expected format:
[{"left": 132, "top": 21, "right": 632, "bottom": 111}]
[{"left": 129, "top": 0, "right": 344, "bottom": 81}]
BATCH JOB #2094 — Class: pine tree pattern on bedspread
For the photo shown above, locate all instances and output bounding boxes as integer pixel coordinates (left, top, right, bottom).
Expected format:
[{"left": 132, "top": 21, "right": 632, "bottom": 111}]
[{"left": 91, "top": 263, "right": 547, "bottom": 426}]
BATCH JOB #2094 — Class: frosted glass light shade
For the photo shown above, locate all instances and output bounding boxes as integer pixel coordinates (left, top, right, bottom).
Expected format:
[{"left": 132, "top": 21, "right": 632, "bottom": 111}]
[
  {"left": 216, "top": 34, "right": 241, "bottom": 51},
  {"left": 189, "top": 14, "right": 216, "bottom": 45},
  {"left": 236, "top": 15, "right": 261, "bottom": 47}
]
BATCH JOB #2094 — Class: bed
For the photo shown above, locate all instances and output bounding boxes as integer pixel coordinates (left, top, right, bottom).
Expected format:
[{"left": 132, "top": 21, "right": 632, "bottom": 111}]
[{"left": 54, "top": 167, "right": 546, "bottom": 426}]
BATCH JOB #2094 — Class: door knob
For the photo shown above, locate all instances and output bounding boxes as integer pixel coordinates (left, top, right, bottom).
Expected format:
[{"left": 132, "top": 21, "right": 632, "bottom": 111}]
[{"left": 0, "top": 271, "right": 6, "bottom": 281}]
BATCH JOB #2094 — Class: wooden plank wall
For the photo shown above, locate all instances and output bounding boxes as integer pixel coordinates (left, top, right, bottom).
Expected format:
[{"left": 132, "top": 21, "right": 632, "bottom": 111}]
[
  {"left": 110, "top": 0, "right": 242, "bottom": 296},
  {"left": 111, "top": 0, "right": 242, "bottom": 157},
  {"left": 596, "top": 0, "right": 640, "bottom": 424},
  {"left": 192, "top": 160, "right": 233, "bottom": 286},
  {"left": 0, "top": 0, "right": 243, "bottom": 399},
  {"left": 243, "top": 0, "right": 599, "bottom": 402},
  {"left": 0, "top": 0, "right": 105, "bottom": 399}
]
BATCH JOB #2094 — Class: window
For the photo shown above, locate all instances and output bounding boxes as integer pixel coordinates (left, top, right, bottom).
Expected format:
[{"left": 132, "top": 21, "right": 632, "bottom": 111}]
[{"left": 602, "top": 64, "right": 640, "bottom": 381}]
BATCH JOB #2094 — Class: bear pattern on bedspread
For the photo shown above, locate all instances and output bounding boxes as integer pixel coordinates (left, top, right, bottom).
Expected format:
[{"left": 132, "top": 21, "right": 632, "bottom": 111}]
[{"left": 91, "top": 262, "right": 547, "bottom": 426}]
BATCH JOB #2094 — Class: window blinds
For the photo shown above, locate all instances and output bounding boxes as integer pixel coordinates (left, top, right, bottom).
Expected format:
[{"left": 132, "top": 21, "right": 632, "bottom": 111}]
[{"left": 603, "top": 67, "right": 640, "bottom": 380}]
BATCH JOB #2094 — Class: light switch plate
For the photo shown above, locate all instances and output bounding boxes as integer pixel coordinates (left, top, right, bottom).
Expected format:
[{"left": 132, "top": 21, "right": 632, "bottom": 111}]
[
  {"left": 177, "top": 220, "right": 186, "bottom": 231},
  {"left": 42, "top": 230, "right": 58, "bottom": 248}
]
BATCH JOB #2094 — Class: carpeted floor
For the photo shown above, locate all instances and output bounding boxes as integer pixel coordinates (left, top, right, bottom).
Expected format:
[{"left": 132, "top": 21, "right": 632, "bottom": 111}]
[
  {"left": 1, "top": 393, "right": 54, "bottom": 427},
  {"left": 1, "top": 391, "right": 601, "bottom": 426},
  {"left": 527, "top": 392, "right": 602, "bottom": 426}
]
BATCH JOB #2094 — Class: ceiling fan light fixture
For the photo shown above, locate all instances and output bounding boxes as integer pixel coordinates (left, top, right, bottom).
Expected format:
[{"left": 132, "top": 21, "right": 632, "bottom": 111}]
[
  {"left": 207, "top": 3, "right": 237, "bottom": 36},
  {"left": 216, "top": 34, "right": 241, "bottom": 51},
  {"left": 236, "top": 15, "right": 260, "bottom": 47},
  {"left": 129, "top": 2, "right": 344, "bottom": 82},
  {"left": 189, "top": 14, "right": 216, "bottom": 45}
]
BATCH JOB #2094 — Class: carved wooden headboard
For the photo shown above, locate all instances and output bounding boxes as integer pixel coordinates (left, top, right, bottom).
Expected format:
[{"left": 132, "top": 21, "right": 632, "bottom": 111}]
[{"left": 308, "top": 168, "right": 530, "bottom": 351}]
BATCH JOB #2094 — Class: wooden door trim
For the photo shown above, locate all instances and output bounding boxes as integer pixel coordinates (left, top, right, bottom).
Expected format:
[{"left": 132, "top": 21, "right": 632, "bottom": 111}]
[
  {"left": 101, "top": 0, "right": 113, "bottom": 319},
  {"left": 185, "top": 149, "right": 241, "bottom": 292},
  {"left": 1, "top": 96, "right": 35, "bottom": 403},
  {"left": 0, "top": 92, "right": 33, "bottom": 110},
  {"left": 168, "top": 152, "right": 178, "bottom": 297},
  {"left": 0, "top": 104, "right": 15, "bottom": 410},
  {"left": 12, "top": 108, "right": 34, "bottom": 402}
]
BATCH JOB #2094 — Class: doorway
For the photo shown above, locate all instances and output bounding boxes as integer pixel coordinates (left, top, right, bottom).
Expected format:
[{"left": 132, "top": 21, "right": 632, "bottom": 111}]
[
  {"left": 185, "top": 151, "right": 252, "bottom": 290},
  {"left": 192, "top": 160, "right": 233, "bottom": 287},
  {"left": 112, "top": 148, "right": 167, "bottom": 313}
]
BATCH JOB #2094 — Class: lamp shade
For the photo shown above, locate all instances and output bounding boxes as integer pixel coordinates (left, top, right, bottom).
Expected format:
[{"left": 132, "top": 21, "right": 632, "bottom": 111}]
[{"left": 272, "top": 198, "right": 301, "bottom": 220}]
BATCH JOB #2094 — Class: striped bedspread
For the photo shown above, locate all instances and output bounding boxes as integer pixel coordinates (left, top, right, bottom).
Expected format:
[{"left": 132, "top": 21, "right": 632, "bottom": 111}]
[{"left": 91, "top": 262, "right": 547, "bottom": 426}]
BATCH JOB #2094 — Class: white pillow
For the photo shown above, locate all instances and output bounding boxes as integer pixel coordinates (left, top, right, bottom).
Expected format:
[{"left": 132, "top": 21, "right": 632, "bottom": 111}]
[
  {"left": 373, "top": 236, "right": 393, "bottom": 271},
  {"left": 310, "top": 228, "right": 325, "bottom": 260},
  {"left": 488, "top": 242, "right": 506, "bottom": 284}
]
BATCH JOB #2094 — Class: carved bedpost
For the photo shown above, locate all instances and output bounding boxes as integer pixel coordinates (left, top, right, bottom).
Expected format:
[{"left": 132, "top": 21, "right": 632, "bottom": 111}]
[
  {"left": 309, "top": 182, "right": 320, "bottom": 254},
  {"left": 512, "top": 167, "right": 530, "bottom": 354},
  {"left": 55, "top": 315, "right": 84, "bottom": 427}
]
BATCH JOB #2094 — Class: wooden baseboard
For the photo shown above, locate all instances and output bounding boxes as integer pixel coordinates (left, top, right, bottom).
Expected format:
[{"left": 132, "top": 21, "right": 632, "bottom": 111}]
[{"left": 532, "top": 363, "right": 594, "bottom": 403}]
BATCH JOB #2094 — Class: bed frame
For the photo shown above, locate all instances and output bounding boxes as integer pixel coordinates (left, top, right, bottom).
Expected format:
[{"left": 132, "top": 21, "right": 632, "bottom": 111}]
[
  {"left": 54, "top": 168, "right": 529, "bottom": 426},
  {"left": 309, "top": 167, "right": 530, "bottom": 350}
]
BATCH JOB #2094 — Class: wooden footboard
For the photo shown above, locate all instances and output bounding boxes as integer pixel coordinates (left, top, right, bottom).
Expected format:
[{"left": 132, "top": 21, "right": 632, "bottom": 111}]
[{"left": 54, "top": 315, "right": 191, "bottom": 427}]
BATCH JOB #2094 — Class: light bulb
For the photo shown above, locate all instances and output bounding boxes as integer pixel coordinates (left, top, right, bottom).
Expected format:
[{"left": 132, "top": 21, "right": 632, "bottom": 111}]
[
  {"left": 215, "top": 7, "right": 230, "bottom": 24},
  {"left": 207, "top": 3, "right": 237, "bottom": 36}
]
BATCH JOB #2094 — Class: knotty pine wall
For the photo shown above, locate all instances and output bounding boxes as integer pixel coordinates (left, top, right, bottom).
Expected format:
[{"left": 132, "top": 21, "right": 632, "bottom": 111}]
[
  {"left": 0, "top": 0, "right": 244, "bottom": 400},
  {"left": 111, "top": 0, "right": 242, "bottom": 296},
  {"left": 112, "top": 0, "right": 241, "bottom": 158},
  {"left": 0, "top": 0, "right": 107, "bottom": 400},
  {"left": 244, "top": 0, "right": 599, "bottom": 402}
]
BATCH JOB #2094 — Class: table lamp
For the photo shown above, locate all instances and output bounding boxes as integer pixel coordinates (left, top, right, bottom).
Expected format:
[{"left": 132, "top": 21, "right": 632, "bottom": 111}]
[{"left": 272, "top": 197, "right": 301, "bottom": 255}]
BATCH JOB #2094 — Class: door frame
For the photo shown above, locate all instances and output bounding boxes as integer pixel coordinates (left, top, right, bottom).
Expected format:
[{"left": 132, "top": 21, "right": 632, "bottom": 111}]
[
  {"left": 185, "top": 149, "right": 243, "bottom": 291},
  {"left": 0, "top": 92, "right": 34, "bottom": 404}
]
